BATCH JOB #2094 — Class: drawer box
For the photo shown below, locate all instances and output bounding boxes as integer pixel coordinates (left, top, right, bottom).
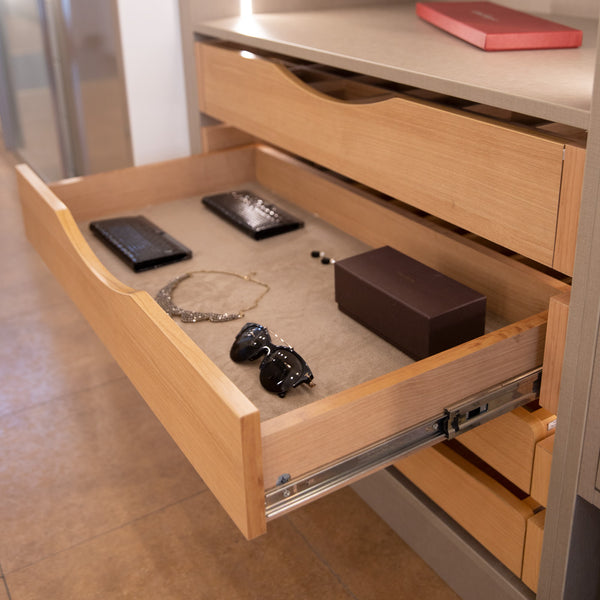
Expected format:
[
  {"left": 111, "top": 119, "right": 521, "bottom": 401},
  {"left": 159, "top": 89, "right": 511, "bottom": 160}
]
[
  {"left": 395, "top": 441, "right": 541, "bottom": 577},
  {"left": 17, "top": 144, "right": 568, "bottom": 539},
  {"left": 196, "top": 41, "right": 585, "bottom": 275}
]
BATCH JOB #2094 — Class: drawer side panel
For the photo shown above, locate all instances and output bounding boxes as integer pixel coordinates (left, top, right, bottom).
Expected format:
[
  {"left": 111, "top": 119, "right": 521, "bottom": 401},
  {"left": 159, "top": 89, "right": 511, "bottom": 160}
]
[
  {"left": 16, "top": 164, "right": 266, "bottom": 540},
  {"left": 262, "top": 313, "right": 547, "bottom": 489}
]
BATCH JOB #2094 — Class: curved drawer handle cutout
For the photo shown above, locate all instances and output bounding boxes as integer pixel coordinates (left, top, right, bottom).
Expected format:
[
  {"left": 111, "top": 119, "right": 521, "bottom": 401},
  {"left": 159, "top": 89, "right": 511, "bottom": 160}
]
[
  {"left": 237, "top": 47, "right": 401, "bottom": 107},
  {"left": 16, "top": 163, "right": 135, "bottom": 297}
]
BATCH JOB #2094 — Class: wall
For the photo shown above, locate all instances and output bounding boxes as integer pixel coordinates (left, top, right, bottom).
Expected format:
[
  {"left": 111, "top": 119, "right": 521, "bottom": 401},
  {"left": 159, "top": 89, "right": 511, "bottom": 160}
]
[{"left": 116, "top": 0, "right": 190, "bottom": 165}]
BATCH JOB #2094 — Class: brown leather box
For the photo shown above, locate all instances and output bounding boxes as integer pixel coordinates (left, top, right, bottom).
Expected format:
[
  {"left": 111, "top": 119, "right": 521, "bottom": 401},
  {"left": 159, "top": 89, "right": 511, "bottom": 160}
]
[{"left": 334, "top": 246, "right": 486, "bottom": 360}]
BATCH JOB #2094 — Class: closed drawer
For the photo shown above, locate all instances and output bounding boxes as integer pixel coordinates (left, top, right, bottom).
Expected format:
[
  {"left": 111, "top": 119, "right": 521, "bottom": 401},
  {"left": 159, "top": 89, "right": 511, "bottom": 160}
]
[
  {"left": 395, "top": 441, "right": 542, "bottom": 577},
  {"left": 17, "top": 144, "right": 567, "bottom": 540},
  {"left": 196, "top": 41, "right": 584, "bottom": 275},
  {"left": 457, "top": 405, "right": 556, "bottom": 493}
]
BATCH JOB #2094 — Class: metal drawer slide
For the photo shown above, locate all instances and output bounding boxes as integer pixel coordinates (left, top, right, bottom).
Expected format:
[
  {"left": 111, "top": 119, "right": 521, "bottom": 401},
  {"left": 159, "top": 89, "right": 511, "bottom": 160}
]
[{"left": 265, "top": 367, "right": 542, "bottom": 520}]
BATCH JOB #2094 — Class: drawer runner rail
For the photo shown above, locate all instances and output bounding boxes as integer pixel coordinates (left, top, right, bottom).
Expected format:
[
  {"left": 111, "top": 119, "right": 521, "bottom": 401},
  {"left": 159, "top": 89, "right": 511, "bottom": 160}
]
[{"left": 265, "top": 367, "right": 542, "bottom": 520}]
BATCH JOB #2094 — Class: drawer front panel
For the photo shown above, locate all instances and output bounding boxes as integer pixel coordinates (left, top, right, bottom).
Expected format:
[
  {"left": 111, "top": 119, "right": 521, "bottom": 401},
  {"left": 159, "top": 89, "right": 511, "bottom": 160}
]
[
  {"left": 554, "top": 147, "right": 585, "bottom": 275},
  {"left": 197, "top": 41, "right": 566, "bottom": 267},
  {"left": 531, "top": 435, "right": 555, "bottom": 506},
  {"left": 523, "top": 510, "right": 546, "bottom": 592}
]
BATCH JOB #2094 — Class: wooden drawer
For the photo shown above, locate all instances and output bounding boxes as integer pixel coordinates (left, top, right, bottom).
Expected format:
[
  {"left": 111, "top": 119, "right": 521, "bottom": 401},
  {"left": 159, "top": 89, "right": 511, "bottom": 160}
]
[
  {"left": 196, "top": 41, "right": 584, "bottom": 275},
  {"left": 395, "top": 441, "right": 542, "bottom": 577},
  {"left": 457, "top": 405, "right": 556, "bottom": 493},
  {"left": 17, "top": 144, "right": 567, "bottom": 540}
]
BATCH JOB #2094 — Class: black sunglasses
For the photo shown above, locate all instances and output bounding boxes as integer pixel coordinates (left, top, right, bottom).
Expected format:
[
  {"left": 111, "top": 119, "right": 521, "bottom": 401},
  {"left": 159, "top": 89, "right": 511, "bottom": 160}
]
[{"left": 230, "top": 323, "right": 314, "bottom": 397}]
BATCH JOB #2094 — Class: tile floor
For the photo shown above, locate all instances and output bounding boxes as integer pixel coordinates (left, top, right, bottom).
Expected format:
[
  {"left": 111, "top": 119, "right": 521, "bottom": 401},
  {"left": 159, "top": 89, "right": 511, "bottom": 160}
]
[{"left": 0, "top": 132, "right": 461, "bottom": 600}]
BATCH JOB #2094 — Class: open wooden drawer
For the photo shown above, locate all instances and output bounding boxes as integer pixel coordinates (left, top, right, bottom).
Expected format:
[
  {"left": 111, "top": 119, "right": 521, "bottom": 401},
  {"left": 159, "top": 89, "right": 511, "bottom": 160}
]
[
  {"left": 16, "top": 144, "right": 568, "bottom": 539},
  {"left": 196, "top": 40, "right": 585, "bottom": 275}
]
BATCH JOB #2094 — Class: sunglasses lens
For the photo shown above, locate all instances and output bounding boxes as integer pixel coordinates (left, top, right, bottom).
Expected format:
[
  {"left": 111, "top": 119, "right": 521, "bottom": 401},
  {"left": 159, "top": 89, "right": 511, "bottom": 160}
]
[
  {"left": 230, "top": 323, "right": 272, "bottom": 362},
  {"left": 259, "top": 348, "right": 313, "bottom": 398}
]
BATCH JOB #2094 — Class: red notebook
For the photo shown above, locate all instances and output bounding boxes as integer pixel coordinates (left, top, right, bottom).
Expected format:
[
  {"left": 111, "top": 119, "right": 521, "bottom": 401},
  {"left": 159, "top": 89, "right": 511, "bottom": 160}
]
[{"left": 416, "top": 2, "right": 583, "bottom": 51}]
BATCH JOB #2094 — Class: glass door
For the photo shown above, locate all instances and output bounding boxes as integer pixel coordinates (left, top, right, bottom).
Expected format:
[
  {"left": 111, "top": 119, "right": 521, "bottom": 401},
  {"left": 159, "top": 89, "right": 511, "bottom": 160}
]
[
  {"left": 0, "top": 0, "right": 69, "bottom": 180},
  {"left": 0, "top": 0, "right": 132, "bottom": 181}
]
